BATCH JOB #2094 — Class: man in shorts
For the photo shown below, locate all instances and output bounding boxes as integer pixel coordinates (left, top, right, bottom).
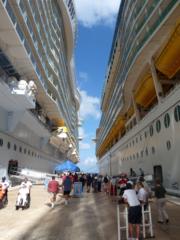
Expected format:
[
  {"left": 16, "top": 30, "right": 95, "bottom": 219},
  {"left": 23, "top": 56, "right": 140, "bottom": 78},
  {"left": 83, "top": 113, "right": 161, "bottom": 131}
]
[
  {"left": 63, "top": 173, "right": 72, "bottom": 205},
  {"left": 48, "top": 176, "right": 59, "bottom": 208},
  {"left": 123, "top": 182, "right": 142, "bottom": 240}
]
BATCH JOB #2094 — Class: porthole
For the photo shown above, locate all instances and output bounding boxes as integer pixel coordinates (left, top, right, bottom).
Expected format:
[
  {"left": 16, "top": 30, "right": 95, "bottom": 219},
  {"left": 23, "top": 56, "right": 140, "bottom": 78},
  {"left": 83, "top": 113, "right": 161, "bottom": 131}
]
[
  {"left": 145, "top": 148, "right": 148, "bottom": 156},
  {"left": 0, "top": 138, "right": 3, "bottom": 146},
  {"left": 174, "top": 105, "right": 180, "bottom": 122},
  {"left": 156, "top": 120, "right": 161, "bottom": 133},
  {"left": 152, "top": 146, "right": 155, "bottom": 154},
  {"left": 140, "top": 135, "right": 142, "bottom": 141},
  {"left": 149, "top": 125, "right": 153, "bottom": 136},
  {"left": 14, "top": 144, "right": 17, "bottom": 151},
  {"left": 164, "top": 113, "right": 170, "bottom": 128},
  {"left": 166, "top": 140, "right": 171, "bottom": 150},
  {"left": 32, "top": 152, "right": 34, "bottom": 156},
  {"left": 132, "top": 140, "right": 134, "bottom": 146},
  {"left": 28, "top": 150, "right": 30, "bottom": 155},
  {"left": 19, "top": 146, "right": 22, "bottom": 153},
  {"left": 7, "top": 142, "right": 11, "bottom": 149}
]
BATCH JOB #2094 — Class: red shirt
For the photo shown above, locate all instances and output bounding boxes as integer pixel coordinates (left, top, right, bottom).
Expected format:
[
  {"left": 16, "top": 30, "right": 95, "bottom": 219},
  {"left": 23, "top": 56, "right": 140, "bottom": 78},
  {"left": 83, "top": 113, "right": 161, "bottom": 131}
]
[
  {"left": 119, "top": 178, "right": 128, "bottom": 188},
  {"left": 48, "top": 180, "right": 59, "bottom": 193}
]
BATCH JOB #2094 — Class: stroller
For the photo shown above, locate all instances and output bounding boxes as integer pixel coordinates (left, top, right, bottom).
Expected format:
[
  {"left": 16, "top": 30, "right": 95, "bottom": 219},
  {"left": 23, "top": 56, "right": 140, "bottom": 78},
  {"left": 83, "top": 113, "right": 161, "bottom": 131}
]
[{"left": 15, "top": 183, "right": 30, "bottom": 210}]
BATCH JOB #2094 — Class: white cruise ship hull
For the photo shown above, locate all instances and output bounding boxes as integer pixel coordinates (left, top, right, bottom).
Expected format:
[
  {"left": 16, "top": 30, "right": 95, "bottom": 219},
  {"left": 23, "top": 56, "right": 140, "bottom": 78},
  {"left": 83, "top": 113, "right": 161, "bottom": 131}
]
[{"left": 99, "top": 85, "right": 180, "bottom": 195}]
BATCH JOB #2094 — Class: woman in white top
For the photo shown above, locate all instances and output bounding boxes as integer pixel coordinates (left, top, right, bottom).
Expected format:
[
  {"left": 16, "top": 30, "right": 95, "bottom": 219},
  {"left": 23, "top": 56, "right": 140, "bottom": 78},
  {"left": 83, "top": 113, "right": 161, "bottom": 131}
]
[{"left": 123, "top": 183, "right": 142, "bottom": 240}]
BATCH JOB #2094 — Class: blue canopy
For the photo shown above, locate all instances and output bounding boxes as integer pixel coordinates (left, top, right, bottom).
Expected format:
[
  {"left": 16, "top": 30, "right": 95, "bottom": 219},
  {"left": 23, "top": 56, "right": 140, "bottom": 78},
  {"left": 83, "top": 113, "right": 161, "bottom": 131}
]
[{"left": 54, "top": 160, "right": 80, "bottom": 173}]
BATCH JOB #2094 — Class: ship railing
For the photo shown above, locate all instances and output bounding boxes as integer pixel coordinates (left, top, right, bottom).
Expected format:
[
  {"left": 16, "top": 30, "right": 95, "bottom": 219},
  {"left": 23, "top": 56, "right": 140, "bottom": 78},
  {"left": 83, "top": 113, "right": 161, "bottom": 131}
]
[
  {"left": 29, "top": 109, "right": 52, "bottom": 132},
  {"left": 8, "top": 167, "right": 48, "bottom": 186}
]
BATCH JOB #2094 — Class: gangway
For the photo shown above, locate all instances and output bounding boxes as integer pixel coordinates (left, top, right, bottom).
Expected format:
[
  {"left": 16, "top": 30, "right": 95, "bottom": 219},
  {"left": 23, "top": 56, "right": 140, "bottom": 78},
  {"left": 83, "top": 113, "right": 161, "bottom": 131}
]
[{"left": 117, "top": 204, "right": 155, "bottom": 240}]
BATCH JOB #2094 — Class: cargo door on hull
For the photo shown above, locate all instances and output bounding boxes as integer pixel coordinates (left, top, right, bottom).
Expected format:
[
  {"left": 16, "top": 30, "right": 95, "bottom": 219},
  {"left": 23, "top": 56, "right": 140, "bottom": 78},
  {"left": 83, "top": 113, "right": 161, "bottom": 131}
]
[{"left": 153, "top": 165, "right": 163, "bottom": 184}]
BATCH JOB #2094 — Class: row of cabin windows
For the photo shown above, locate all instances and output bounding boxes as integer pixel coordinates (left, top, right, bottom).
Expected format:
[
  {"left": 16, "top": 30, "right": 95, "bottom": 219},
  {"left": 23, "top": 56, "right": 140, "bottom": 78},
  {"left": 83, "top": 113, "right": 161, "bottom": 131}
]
[
  {"left": 125, "top": 106, "right": 180, "bottom": 149},
  {"left": 0, "top": 138, "right": 41, "bottom": 158},
  {"left": 149, "top": 106, "right": 180, "bottom": 136},
  {"left": 122, "top": 140, "right": 171, "bottom": 162}
]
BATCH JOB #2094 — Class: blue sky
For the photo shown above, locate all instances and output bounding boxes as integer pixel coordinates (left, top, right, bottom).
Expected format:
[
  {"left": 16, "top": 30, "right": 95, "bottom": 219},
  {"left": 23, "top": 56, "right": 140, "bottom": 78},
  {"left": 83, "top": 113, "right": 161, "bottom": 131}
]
[{"left": 74, "top": 0, "right": 121, "bottom": 172}]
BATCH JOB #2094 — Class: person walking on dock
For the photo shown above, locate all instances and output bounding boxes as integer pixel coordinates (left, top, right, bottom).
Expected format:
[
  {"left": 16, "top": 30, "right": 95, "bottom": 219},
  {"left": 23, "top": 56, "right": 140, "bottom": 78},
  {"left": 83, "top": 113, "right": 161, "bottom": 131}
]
[
  {"left": 155, "top": 179, "right": 169, "bottom": 224},
  {"left": 63, "top": 173, "right": 72, "bottom": 205},
  {"left": 47, "top": 176, "right": 59, "bottom": 208}
]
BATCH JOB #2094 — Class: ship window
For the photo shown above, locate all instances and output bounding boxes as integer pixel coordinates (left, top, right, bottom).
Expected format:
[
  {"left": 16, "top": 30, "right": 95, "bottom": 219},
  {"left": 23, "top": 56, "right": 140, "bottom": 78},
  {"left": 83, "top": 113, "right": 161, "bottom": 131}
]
[
  {"left": 152, "top": 146, "right": 155, "bottom": 154},
  {"left": 0, "top": 139, "right": 3, "bottom": 146},
  {"left": 14, "top": 144, "right": 17, "bottom": 151},
  {"left": 24, "top": 148, "right": 27, "bottom": 154},
  {"left": 174, "top": 105, "right": 180, "bottom": 122},
  {"left": 140, "top": 135, "right": 142, "bottom": 141},
  {"left": 164, "top": 113, "right": 170, "bottom": 128},
  {"left": 133, "top": 154, "right": 135, "bottom": 160},
  {"left": 145, "top": 148, "right": 148, "bottom": 156},
  {"left": 166, "top": 140, "right": 171, "bottom": 150},
  {"left": 132, "top": 140, "right": 134, "bottom": 146},
  {"left": 32, "top": 152, "right": 34, "bottom": 156},
  {"left": 28, "top": 150, "right": 30, "bottom": 155},
  {"left": 7, "top": 142, "right": 11, "bottom": 149},
  {"left": 156, "top": 120, "right": 161, "bottom": 133},
  {"left": 141, "top": 150, "right": 143, "bottom": 158},
  {"left": 149, "top": 125, "right": 153, "bottom": 136},
  {"left": 144, "top": 131, "right": 147, "bottom": 138},
  {"left": 19, "top": 146, "right": 22, "bottom": 153}
]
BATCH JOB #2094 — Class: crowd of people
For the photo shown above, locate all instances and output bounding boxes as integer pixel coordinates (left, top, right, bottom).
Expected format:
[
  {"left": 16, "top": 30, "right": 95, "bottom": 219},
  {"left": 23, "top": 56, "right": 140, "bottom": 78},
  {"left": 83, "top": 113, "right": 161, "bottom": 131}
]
[{"left": 0, "top": 170, "right": 170, "bottom": 239}]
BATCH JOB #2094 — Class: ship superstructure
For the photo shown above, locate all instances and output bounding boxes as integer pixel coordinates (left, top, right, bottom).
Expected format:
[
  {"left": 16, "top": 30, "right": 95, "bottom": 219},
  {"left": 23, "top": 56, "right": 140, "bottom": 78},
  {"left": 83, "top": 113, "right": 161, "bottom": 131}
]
[
  {"left": 96, "top": 0, "right": 180, "bottom": 194},
  {"left": 0, "top": 0, "right": 80, "bottom": 177}
]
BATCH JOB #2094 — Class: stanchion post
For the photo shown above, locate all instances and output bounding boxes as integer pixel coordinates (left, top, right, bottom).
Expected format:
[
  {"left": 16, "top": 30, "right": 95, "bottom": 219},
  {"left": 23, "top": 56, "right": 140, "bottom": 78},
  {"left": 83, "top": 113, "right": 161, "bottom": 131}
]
[
  {"left": 149, "top": 204, "right": 154, "bottom": 237},
  {"left": 142, "top": 205, "right": 146, "bottom": 239},
  {"left": 117, "top": 204, "right": 121, "bottom": 240},
  {"left": 125, "top": 207, "right": 128, "bottom": 239}
]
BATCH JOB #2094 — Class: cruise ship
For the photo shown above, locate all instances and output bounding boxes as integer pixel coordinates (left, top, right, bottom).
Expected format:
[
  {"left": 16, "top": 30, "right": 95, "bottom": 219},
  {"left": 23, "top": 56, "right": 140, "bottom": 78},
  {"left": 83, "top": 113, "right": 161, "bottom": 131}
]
[
  {"left": 96, "top": 0, "right": 180, "bottom": 195},
  {"left": 0, "top": 0, "right": 80, "bottom": 178}
]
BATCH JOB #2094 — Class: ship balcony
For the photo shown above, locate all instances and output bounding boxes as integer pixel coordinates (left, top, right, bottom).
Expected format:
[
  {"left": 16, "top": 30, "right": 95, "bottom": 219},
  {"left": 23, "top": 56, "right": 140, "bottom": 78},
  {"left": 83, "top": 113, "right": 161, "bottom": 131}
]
[{"left": 0, "top": 78, "right": 35, "bottom": 111}]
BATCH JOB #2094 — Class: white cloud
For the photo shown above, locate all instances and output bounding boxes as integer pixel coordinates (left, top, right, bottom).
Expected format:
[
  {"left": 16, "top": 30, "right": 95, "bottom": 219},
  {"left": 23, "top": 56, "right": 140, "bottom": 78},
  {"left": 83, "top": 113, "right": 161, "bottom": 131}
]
[
  {"left": 84, "top": 156, "right": 97, "bottom": 166},
  {"left": 74, "top": 0, "right": 121, "bottom": 27},
  {"left": 79, "top": 142, "right": 91, "bottom": 150},
  {"left": 78, "top": 156, "right": 98, "bottom": 172},
  {"left": 79, "top": 71, "right": 88, "bottom": 82},
  {"left": 79, "top": 90, "right": 100, "bottom": 120},
  {"left": 78, "top": 127, "right": 86, "bottom": 139}
]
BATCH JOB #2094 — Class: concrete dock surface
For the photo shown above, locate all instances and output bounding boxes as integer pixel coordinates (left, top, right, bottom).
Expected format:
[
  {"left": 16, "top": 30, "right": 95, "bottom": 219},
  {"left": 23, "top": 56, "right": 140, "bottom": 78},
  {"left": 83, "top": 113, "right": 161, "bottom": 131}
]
[{"left": 0, "top": 185, "right": 180, "bottom": 240}]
